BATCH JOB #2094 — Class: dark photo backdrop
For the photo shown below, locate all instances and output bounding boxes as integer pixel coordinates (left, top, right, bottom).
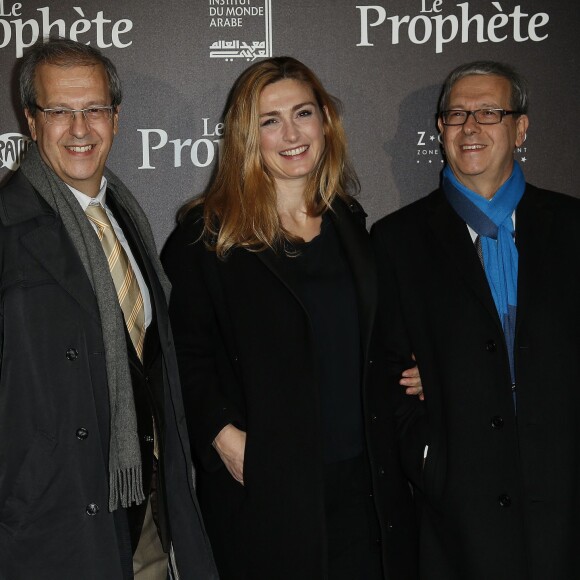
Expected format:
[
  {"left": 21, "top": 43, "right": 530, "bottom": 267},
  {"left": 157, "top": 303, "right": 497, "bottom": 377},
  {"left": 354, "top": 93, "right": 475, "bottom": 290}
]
[{"left": 1, "top": 0, "right": 578, "bottom": 247}]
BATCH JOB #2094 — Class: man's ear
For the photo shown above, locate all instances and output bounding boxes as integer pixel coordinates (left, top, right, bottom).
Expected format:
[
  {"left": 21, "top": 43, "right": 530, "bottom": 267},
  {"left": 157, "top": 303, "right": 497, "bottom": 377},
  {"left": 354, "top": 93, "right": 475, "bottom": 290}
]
[
  {"left": 112, "top": 105, "right": 120, "bottom": 136},
  {"left": 515, "top": 114, "right": 529, "bottom": 148},
  {"left": 24, "top": 108, "right": 37, "bottom": 141}
]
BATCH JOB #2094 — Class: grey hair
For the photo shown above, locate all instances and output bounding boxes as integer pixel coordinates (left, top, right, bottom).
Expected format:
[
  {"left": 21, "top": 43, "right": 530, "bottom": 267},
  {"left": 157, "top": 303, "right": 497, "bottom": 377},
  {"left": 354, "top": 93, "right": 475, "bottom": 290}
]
[
  {"left": 438, "top": 61, "right": 529, "bottom": 115},
  {"left": 20, "top": 37, "right": 122, "bottom": 112}
]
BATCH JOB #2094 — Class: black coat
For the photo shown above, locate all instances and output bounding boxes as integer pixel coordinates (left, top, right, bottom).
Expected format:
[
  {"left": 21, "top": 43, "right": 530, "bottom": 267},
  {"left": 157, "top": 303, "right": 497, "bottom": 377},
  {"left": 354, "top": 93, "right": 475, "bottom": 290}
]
[
  {"left": 162, "top": 198, "right": 418, "bottom": 579},
  {"left": 0, "top": 171, "right": 217, "bottom": 580},
  {"left": 371, "top": 185, "right": 580, "bottom": 580}
]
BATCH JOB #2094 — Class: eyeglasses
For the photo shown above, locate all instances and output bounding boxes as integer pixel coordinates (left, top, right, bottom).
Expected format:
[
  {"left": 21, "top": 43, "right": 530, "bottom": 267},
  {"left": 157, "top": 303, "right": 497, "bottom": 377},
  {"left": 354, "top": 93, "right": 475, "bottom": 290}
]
[
  {"left": 440, "top": 108, "right": 521, "bottom": 126},
  {"left": 35, "top": 105, "right": 115, "bottom": 125}
]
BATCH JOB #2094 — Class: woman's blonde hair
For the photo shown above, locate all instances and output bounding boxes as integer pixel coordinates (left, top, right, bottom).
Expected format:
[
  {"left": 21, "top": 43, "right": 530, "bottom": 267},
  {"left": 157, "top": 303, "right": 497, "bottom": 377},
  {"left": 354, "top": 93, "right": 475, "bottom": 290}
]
[{"left": 182, "top": 56, "right": 358, "bottom": 258}]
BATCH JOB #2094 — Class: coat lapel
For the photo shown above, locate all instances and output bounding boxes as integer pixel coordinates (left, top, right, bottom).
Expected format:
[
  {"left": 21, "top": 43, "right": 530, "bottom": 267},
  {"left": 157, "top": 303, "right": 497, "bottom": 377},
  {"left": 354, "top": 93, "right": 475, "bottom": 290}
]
[
  {"left": 514, "top": 185, "right": 554, "bottom": 334},
  {"left": 0, "top": 172, "right": 99, "bottom": 320},
  {"left": 428, "top": 190, "right": 503, "bottom": 333},
  {"left": 255, "top": 239, "right": 309, "bottom": 314},
  {"left": 330, "top": 198, "right": 377, "bottom": 358},
  {"left": 20, "top": 221, "right": 101, "bottom": 320}
]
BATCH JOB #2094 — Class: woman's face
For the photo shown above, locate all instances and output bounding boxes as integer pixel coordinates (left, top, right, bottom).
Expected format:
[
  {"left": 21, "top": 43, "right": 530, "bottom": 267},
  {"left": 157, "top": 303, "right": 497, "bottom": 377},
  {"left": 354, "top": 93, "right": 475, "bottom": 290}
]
[{"left": 258, "top": 78, "right": 326, "bottom": 193}]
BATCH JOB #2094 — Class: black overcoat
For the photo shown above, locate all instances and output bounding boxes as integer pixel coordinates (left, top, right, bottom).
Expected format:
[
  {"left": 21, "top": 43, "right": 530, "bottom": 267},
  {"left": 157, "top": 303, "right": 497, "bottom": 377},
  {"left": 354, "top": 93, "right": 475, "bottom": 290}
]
[
  {"left": 0, "top": 171, "right": 217, "bottom": 579},
  {"left": 371, "top": 185, "right": 580, "bottom": 580},
  {"left": 162, "top": 198, "right": 418, "bottom": 580}
]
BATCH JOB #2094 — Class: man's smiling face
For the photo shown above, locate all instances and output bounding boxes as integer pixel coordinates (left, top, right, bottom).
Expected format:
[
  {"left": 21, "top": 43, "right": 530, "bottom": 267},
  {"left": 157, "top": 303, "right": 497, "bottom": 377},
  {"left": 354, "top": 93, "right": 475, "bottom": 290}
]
[{"left": 25, "top": 62, "right": 118, "bottom": 197}]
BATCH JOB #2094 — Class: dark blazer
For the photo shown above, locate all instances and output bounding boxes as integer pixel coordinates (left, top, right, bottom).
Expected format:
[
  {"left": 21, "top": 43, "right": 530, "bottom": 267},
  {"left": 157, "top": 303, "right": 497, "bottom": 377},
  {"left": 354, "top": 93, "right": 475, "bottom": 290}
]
[
  {"left": 0, "top": 171, "right": 217, "bottom": 580},
  {"left": 162, "top": 197, "right": 418, "bottom": 580},
  {"left": 371, "top": 184, "right": 580, "bottom": 580}
]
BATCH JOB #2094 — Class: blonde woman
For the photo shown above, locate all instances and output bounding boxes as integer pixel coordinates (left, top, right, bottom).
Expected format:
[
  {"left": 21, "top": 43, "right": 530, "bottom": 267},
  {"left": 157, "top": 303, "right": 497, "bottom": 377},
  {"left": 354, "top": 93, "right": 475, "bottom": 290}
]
[{"left": 162, "top": 57, "right": 419, "bottom": 579}]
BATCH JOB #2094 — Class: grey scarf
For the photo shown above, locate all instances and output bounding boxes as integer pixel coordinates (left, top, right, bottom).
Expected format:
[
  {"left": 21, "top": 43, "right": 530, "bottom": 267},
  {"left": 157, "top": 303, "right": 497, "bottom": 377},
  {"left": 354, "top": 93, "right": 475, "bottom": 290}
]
[{"left": 20, "top": 144, "right": 171, "bottom": 511}]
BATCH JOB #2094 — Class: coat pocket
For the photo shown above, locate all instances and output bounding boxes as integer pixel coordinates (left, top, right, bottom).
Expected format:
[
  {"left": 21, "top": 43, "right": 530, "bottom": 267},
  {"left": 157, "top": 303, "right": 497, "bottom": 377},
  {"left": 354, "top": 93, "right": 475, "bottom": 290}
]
[
  {"left": 0, "top": 430, "right": 58, "bottom": 535},
  {"left": 241, "top": 429, "right": 251, "bottom": 490},
  {"left": 421, "top": 440, "right": 447, "bottom": 502}
]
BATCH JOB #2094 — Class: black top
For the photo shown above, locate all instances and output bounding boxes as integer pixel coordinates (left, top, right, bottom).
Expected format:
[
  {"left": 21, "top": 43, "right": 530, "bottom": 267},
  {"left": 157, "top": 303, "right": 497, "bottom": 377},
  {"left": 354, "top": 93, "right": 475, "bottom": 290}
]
[{"left": 277, "top": 213, "right": 364, "bottom": 463}]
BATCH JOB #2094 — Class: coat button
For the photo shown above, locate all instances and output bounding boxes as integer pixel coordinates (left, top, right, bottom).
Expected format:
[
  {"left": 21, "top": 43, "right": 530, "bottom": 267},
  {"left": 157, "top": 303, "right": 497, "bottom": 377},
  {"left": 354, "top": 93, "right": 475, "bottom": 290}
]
[
  {"left": 498, "top": 494, "right": 511, "bottom": 507},
  {"left": 66, "top": 348, "right": 79, "bottom": 361},
  {"left": 86, "top": 503, "right": 99, "bottom": 516},
  {"left": 76, "top": 427, "right": 89, "bottom": 440},
  {"left": 491, "top": 416, "right": 504, "bottom": 429},
  {"left": 371, "top": 414, "right": 377, "bottom": 422},
  {"left": 485, "top": 339, "right": 497, "bottom": 352},
  {"left": 378, "top": 466, "right": 385, "bottom": 476},
  {"left": 144, "top": 434, "right": 154, "bottom": 443},
  {"left": 485, "top": 340, "right": 497, "bottom": 352},
  {"left": 368, "top": 359, "right": 374, "bottom": 365}
]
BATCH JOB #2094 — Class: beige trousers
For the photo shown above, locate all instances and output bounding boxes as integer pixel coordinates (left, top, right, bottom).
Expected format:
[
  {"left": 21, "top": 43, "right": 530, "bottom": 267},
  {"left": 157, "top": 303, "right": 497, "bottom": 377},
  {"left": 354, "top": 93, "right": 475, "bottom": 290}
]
[{"left": 133, "top": 497, "right": 168, "bottom": 580}]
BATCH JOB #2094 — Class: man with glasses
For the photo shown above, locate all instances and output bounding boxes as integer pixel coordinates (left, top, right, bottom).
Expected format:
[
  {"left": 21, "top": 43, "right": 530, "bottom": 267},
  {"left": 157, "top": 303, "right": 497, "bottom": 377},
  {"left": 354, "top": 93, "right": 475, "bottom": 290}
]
[
  {"left": 372, "top": 61, "right": 580, "bottom": 578},
  {"left": 0, "top": 38, "right": 217, "bottom": 579}
]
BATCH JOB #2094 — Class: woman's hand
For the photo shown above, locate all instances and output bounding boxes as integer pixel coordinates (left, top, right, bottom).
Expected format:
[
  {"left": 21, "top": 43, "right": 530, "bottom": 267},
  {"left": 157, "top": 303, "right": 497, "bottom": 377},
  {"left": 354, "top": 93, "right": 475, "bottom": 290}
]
[
  {"left": 213, "top": 423, "right": 247, "bottom": 485},
  {"left": 400, "top": 354, "right": 424, "bottom": 400}
]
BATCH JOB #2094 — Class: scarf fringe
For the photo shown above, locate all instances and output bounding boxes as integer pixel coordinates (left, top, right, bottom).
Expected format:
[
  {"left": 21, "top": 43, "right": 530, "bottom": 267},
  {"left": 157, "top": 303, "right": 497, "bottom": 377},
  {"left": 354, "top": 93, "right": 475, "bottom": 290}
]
[{"left": 109, "top": 465, "right": 146, "bottom": 511}]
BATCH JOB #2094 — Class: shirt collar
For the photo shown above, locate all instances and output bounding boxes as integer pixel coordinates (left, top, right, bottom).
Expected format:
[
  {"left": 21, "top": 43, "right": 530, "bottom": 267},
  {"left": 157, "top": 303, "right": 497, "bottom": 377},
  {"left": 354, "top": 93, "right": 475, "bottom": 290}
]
[{"left": 67, "top": 176, "right": 108, "bottom": 211}]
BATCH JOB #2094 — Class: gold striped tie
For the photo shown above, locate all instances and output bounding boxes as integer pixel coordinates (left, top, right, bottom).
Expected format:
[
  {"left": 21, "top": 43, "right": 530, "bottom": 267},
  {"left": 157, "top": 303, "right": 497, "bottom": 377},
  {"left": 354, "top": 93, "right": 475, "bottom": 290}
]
[{"left": 86, "top": 203, "right": 146, "bottom": 361}]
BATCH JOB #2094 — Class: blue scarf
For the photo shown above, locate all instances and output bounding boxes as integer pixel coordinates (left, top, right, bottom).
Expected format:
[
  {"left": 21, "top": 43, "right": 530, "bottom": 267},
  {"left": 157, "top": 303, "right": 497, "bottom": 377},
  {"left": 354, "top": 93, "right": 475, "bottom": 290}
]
[{"left": 441, "top": 163, "right": 525, "bottom": 386}]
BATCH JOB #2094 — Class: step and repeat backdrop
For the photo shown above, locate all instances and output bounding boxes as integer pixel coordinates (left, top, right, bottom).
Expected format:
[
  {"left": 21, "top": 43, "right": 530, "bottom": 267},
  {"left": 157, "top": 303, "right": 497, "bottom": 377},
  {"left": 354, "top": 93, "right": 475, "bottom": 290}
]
[{"left": 1, "top": 0, "right": 578, "bottom": 247}]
